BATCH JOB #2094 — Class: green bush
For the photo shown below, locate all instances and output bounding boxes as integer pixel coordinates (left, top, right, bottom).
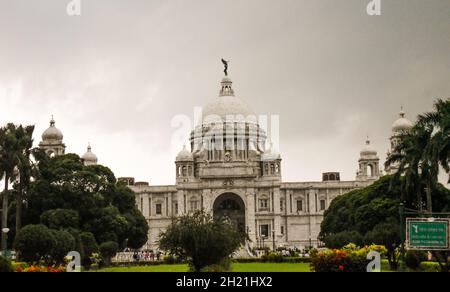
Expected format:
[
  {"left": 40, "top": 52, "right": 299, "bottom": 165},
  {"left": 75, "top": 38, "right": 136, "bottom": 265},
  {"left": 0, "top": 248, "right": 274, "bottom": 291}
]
[
  {"left": 420, "top": 261, "right": 441, "bottom": 272},
  {"left": 405, "top": 250, "right": 427, "bottom": 270},
  {"left": 200, "top": 258, "right": 232, "bottom": 272},
  {"left": 323, "top": 231, "right": 364, "bottom": 249},
  {"left": 261, "top": 252, "right": 284, "bottom": 263},
  {"left": 14, "top": 224, "right": 55, "bottom": 263},
  {"left": 164, "top": 255, "right": 182, "bottom": 264},
  {"left": 99, "top": 241, "right": 119, "bottom": 267},
  {"left": 0, "top": 256, "right": 13, "bottom": 273},
  {"left": 50, "top": 229, "right": 76, "bottom": 264},
  {"left": 79, "top": 232, "right": 99, "bottom": 269}
]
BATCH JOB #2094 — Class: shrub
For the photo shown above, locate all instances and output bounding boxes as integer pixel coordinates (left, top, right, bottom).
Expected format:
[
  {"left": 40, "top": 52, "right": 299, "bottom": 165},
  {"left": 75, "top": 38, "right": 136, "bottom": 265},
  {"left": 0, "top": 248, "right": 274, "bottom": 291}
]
[
  {"left": 164, "top": 255, "right": 182, "bottom": 264},
  {"left": 310, "top": 244, "right": 387, "bottom": 272},
  {"left": 323, "top": 231, "right": 364, "bottom": 249},
  {"left": 420, "top": 261, "right": 441, "bottom": 272},
  {"left": 201, "top": 258, "right": 232, "bottom": 272},
  {"left": 14, "top": 224, "right": 55, "bottom": 263},
  {"left": 49, "top": 229, "right": 76, "bottom": 264},
  {"left": 0, "top": 256, "right": 13, "bottom": 273},
  {"left": 261, "top": 252, "right": 284, "bottom": 263},
  {"left": 79, "top": 232, "right": 99, "bottom": 269},
  {"left": 99, "top": 241, "right": 119, "bottom": 267},
  {"left": 405, "top": 250, "right": 427, "bottom": 270}
]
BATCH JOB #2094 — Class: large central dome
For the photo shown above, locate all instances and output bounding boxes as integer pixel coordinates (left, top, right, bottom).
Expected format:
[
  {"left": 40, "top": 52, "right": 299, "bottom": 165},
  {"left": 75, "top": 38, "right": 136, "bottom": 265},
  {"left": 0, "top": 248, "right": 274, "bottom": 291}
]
[{"left": 202, "top": 77, "right": 256, "bottom": 124}]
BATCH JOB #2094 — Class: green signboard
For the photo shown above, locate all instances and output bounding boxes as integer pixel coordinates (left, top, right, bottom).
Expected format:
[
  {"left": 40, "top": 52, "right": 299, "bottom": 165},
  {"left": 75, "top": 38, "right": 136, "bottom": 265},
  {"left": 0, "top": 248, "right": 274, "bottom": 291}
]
[{"left": 406, "top": 218, "right": 450, "bottom": 250}]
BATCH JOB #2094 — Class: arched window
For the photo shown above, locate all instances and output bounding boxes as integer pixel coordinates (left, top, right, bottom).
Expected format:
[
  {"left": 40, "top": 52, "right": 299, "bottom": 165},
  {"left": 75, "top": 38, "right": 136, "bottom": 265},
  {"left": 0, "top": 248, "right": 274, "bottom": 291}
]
[{"left": 366, "top": 164, "right": 374, "bottom": 177}]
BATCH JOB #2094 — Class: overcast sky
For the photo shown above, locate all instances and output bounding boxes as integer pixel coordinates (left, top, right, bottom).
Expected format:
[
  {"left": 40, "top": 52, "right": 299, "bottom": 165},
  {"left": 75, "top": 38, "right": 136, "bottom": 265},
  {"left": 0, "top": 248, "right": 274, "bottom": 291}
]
[{"left": 1, "top": 0, "right": 449, "bottom": 186}]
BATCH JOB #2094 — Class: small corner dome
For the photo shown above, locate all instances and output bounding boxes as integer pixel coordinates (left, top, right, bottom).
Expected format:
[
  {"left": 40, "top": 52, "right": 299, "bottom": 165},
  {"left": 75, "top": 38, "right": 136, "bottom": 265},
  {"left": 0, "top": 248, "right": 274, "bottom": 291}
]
[
  {"left": 42, "top": 117, "right": 63, "bottom": 141},
  {"left": 82, "top": 144, "right": 98, "bottom": 164},
  {"left": 176, "top": 145, "right": 194, "bottom": 161},
  {"left": 392, "top": 110, "right": 413, "bottom": 133},
  {"left": 360, "top": 139, "right": 377, "bottom": 156},
  {"left": 261, "top": 144, "right": 281, "bottom": 161}
]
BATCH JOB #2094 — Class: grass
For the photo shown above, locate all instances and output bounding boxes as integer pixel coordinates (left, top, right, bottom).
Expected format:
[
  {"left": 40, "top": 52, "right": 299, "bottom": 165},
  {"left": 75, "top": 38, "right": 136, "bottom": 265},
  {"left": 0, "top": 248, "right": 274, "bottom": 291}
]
[{"left": 96, "top": 262, "right": 312, "bottom": 272}]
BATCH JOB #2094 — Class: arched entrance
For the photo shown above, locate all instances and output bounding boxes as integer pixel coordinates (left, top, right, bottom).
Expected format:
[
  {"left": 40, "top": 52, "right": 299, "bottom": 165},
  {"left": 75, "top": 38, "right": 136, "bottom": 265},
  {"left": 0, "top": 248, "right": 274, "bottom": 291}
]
[{"left": 213, "top": 193, "right": 246, "bottom": 233}]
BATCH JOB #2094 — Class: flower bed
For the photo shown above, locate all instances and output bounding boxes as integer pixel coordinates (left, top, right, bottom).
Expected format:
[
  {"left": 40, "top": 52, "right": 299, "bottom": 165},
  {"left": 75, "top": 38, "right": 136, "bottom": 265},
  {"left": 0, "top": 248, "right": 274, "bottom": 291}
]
[
  {"left": 310, "top": 244, "right": 387, "bottom": 272},
  {"left": 14, "top": 263, "right": 66, "bottom": 273}
]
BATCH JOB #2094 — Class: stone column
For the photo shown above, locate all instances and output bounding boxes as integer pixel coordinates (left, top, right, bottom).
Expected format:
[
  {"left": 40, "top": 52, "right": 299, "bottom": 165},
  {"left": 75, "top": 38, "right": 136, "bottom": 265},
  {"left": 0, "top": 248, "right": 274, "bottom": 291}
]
[
  {"left": 143, "top": 193, "right": 150, "bottom": 218},
  {"left": 245, "top": 189, "right": 257, "bottom": 247},
  {"left": 273, "top": 188, "right": 281, "bottom": 242},
  {"left": 203, "top": 189, "right": 213, "bottom": 215},
  {"left": 178, "top": 190, "right": 185, "bottom": 215}
]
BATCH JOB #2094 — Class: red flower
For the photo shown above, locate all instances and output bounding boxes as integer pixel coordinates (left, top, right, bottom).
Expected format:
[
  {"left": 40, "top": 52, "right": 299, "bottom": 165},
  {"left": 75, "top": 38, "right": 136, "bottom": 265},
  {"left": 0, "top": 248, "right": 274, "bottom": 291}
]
[{"left": 339, "top": 265, "right": 345, "bottom": 271}]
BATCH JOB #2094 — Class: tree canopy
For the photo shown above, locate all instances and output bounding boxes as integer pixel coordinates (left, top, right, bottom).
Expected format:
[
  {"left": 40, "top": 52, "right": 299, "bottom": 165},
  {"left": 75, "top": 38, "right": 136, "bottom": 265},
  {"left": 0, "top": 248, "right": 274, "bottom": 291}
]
[
  {"left": 159, "top": 211, "right": 245, "bottom": 272},
  {"left": 20, "top": 153, "right": 148, "bottom": 250}
]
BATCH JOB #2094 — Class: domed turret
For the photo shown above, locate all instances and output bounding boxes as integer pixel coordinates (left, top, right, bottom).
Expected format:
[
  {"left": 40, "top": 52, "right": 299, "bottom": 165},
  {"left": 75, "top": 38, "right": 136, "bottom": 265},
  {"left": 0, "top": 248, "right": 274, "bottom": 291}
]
[
  {"left": 386, "top": 108, "right": 414, "bottom": 174},
  {"left": 39, "top": 116, "right": 66, "bottom": 156},
  {"left": 176, "top": 145, "right": 194, "bottom": 162},
  {"left": 360, "top": 138, "right": 377, "bottom": 157},
  {"left": 82, "top": 143, "right": 98, "bottom": 166},
  {"left": 42, "top": 116, "right": 63, "bottom": 141},
  {"left": 356, "top": 137, "right": 380, "bottom": 181},
  {"left": 261, "top": 142, "right": 281, "bottom": 161},
  {"left": 392, "top": 109, "right": 413, "bottom": 133}
]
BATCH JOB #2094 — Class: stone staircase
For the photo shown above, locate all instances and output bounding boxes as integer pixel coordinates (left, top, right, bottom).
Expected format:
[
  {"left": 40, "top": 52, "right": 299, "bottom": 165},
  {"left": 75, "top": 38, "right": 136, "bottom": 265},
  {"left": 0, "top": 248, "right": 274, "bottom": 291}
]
[{"left": 233, "top": 243, "right": 256, "bottom": 258}]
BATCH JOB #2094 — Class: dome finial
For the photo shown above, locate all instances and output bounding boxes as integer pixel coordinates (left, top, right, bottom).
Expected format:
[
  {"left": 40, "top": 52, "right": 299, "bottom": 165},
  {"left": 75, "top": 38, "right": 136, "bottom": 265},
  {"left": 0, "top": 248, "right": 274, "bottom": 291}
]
[
  {"left": 399, "top": 106, "right": 405, "bottom": 118},
  {"left": 366, "top": 136, "right": 370, "bottom": 145},
  {"left": 50, "top": 115, "right": 55, "bottom": 126},
  {"left": 87, "top": 142, "right": 92, "bottom": 152},
  {"left": 219, "top": 76, "right": 234, "bottom": 97}
]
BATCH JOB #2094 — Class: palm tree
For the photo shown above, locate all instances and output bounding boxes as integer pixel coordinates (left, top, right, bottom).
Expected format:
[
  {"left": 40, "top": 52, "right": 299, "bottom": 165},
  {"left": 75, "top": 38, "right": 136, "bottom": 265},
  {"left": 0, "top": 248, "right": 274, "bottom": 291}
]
[
  {"left": 0, "top": 124, "right": 23, "bottom": 252},
  {"left": 386, "top": 99, "right": 450, "bottom": 213},
  {"left": 14, "top": 125, "right": 35, "bottom": 234},
  {"left": 417, "top": 99, "right": 450, "bottom": 184},
  {"left": 385, "top": 126, "right": 432, "bottom": 211}
]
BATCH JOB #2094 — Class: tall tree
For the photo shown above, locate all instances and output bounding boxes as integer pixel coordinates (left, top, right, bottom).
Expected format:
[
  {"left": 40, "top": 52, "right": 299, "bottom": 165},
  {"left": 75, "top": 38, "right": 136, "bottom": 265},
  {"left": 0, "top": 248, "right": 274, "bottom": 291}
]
[
  {"left": 417, "top": 99, "right": 450, "bottom": 184},
  {"left": 159, "top": 211, "right": 245, "bottom": 272},
  {"left": 13, "top": 125, "right": 35, "bottom": 234},
  {"left": 0, "top": 124, "right": 26, "bottom": 252},
  {"left": 385, "top": 126, "right": 433, "bottom": 211}
]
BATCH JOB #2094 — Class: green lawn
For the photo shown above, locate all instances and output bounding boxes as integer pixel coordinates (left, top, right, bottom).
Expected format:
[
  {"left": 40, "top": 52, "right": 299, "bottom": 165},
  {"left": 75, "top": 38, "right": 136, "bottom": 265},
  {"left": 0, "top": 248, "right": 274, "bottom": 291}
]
[{"left": 96, "top": 263, "right": 312, "bottom": 272}]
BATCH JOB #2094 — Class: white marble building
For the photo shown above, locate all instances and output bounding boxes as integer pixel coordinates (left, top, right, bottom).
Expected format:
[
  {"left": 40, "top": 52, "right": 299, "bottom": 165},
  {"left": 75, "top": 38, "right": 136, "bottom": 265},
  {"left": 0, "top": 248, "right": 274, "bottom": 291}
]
[
  {"left": 38, "top": 75, "right": 413, "bottom": 251},
  {"left": 115, "top": 75, "right": 412, "bottom": 251}
]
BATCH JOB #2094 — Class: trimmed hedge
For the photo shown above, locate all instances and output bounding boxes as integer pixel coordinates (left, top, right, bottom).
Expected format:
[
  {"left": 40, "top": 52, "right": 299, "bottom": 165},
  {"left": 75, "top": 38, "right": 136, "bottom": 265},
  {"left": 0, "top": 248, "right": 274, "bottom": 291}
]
[
  {"left": 0, "top": 256, "right": 13, "bottom": 273},
  {"left": 233, "top": 257, "right": 311, "bottom": 264},
  {"left": 419, "top": 261, "right": 441, "bottom": 273}
]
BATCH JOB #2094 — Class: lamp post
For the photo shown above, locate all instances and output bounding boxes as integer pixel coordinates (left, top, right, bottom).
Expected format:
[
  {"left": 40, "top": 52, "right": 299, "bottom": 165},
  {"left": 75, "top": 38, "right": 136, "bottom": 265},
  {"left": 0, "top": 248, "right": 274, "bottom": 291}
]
[
  {"left": 1, "top": 228, "right": 9, "bottom": 257},
  {"left": 272, "top": 230, "right": 276, "bottom": 251}
]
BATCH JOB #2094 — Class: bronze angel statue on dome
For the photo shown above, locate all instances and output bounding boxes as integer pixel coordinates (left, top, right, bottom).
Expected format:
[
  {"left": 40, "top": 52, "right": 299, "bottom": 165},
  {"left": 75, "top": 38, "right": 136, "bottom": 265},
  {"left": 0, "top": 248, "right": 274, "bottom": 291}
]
[{"left": 221, "top": 58, "right": 229, "bottom": 76}]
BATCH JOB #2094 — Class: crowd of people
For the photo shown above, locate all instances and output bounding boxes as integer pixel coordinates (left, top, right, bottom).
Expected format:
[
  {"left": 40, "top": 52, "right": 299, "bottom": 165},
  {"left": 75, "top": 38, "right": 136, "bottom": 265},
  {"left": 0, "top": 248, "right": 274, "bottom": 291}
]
[{"left": 114, "top": 249, "right": 164, "bottom": 263}]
